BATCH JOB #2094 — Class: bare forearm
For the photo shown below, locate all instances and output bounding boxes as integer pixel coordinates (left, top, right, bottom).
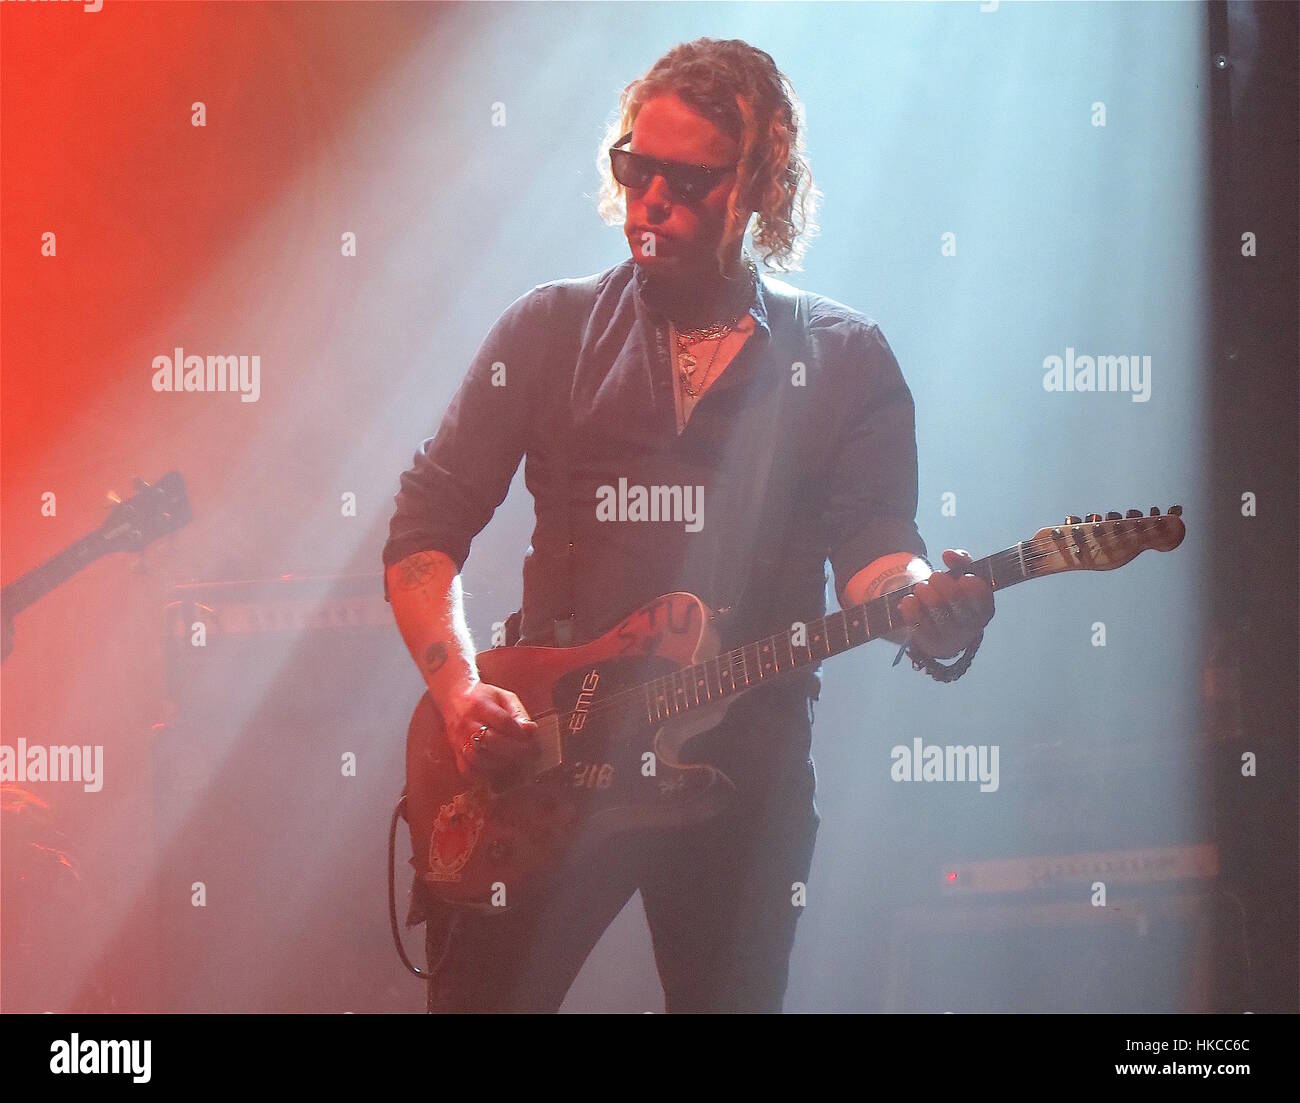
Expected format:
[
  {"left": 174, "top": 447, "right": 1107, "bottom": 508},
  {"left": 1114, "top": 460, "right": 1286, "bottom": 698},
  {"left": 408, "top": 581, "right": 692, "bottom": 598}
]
[
  {"left": 843, "top": 552, "right": 933, "bottom": 645},
  {"left": 386, "top": 550, "right": 478, "bottom": 700}
]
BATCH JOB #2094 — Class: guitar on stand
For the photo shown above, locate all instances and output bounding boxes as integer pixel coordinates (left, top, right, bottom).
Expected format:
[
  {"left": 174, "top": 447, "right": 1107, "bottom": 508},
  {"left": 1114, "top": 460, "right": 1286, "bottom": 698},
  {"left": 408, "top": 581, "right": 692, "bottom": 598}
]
[
  {"left": 405, "top": 505, "right": 1186, "bottom": 912},
  {"left": 1, "top": 472, "right": 192, "bottom": 661}
]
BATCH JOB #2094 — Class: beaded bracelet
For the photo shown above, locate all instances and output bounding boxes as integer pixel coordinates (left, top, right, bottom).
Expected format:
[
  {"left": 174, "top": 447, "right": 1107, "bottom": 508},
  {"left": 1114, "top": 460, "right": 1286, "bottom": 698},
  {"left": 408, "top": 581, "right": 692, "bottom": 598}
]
[{"left": 907, "top": 629, "right": 983, "bottom": 683}]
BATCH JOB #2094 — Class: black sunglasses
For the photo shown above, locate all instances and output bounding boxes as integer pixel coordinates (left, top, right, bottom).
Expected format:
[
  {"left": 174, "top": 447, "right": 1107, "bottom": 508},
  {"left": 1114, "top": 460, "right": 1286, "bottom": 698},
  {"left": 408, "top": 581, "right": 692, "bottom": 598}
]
[{"left": 608, "top": 132, "right": 738, "bottom": 202}]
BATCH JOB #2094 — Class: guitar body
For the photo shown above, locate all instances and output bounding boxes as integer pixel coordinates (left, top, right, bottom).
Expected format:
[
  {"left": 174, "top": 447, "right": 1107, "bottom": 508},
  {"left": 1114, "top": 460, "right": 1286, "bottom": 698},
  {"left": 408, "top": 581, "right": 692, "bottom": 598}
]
[{"left": 405, "top": 592, "right": 737, "bottom": 911}]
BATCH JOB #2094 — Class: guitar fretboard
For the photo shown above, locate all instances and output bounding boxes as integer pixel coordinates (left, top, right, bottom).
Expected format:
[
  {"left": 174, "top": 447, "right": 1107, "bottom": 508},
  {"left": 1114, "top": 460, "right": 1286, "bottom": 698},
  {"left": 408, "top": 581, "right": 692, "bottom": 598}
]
[
  {"left": 1, "top": 532, "right": 109, "bottom": 616},
  {"left": 641, "top": 546, "right": 1033, "bottom": 723},
  {"left": 535, "top": 508, "right": 1181, "bottom": 737}
]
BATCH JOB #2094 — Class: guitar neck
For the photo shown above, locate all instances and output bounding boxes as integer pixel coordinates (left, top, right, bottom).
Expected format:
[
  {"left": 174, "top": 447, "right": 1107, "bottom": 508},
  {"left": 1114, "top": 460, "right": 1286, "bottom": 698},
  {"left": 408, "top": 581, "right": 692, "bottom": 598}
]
[
  {"left": 1, "top": 531, "right": 109, "bottom": 617},
  {"left": 642, "top": 546, "right": 1032, "bottom": 720}
]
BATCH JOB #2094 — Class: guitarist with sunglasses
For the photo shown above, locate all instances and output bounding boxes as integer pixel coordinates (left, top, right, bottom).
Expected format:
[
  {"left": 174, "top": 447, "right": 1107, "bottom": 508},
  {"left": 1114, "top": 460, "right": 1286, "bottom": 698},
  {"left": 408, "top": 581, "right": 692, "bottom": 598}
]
[{"left": 383, "top": 38, "right": 994, "bottom": 1013}]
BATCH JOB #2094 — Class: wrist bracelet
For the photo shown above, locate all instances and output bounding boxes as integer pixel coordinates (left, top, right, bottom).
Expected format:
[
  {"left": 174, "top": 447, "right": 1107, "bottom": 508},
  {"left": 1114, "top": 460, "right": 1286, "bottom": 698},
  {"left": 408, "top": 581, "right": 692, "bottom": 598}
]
[{"left": 906, "top": 630, "right": 983, "bottom": 683}]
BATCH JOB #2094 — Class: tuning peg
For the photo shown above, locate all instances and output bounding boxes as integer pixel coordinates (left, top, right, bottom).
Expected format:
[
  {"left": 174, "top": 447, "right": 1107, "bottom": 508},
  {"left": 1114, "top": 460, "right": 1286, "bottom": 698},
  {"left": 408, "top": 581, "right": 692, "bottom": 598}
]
[
  {"left": 1149, "top": 506, "right": 1160, "bottom": 516},
  {"left": 1105, "top": 511, "right": 1122, "bottom": 520},
  {"left": 1085, "top": 513, "right": 1103, "bottom": 523},
  {"left": 105, "top": 490, "right": 123, "bottom": 506},
  {"left": 1065, "top": 515, "right": 1082, "bottom": 525},
  {"left": 1168, "top": 504, "right": 1183, "bottom": 516},
  {"left": 132, "top": 476, "right": 151, "bottom": 494},
  {"left": 1125, "top": 509, "right": 1143, "bottom": 518}
]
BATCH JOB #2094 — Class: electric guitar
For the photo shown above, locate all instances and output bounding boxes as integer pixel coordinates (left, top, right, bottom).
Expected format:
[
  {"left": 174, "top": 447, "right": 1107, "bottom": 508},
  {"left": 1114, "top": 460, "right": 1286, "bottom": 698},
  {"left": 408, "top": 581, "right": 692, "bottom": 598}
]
[
  {"left": 1, "top": 472, "right": 192, "bottom": 661},
  {"left": 406, "top": 506, "right": 1186, "bottom": 911}
]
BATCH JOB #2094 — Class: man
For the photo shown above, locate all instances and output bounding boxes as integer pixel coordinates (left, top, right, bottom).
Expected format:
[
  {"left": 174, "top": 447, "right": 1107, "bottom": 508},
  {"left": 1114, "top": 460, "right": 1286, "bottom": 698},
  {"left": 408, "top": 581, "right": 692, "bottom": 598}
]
[{"left": 383, "top": 38, "right": 994, "bottom": 1013}]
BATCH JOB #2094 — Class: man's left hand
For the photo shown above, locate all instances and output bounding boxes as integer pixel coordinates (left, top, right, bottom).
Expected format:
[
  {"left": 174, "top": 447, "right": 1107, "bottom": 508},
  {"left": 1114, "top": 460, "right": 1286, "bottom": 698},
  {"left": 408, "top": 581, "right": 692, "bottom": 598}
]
[{"left": 896, "top": 549, "right": 995, "bottom": 660}]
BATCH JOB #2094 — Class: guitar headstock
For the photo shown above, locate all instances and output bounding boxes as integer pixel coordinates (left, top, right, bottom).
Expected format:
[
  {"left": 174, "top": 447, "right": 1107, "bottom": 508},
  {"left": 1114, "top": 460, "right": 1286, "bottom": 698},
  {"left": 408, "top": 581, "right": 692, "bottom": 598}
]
[
  {"left": 1024, "top": 506, "right": 1185, "bottom": 577},
  {"left": 97, "top": 471, "right": 193, "bottom": 553}
]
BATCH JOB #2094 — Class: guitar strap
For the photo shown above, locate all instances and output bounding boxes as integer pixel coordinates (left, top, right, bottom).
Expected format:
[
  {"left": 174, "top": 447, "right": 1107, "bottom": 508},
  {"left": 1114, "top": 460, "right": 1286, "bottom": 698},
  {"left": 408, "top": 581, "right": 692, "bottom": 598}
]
[
  {"left": 548, "top": 282, "right": 593, "bottom": 648},
  {"left": 704, "top": 280, "right": 807, "bottom": 645},
  {"left": 507, "top": 277, "right": 600, "bottom": 649}
]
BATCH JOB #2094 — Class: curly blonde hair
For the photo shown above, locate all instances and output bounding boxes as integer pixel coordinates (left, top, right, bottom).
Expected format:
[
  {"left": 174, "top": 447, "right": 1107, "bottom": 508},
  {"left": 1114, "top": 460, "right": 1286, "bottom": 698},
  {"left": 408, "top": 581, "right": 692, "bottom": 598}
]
[{"left": 595, "top": 38, "right": 821, "bottom": 277}]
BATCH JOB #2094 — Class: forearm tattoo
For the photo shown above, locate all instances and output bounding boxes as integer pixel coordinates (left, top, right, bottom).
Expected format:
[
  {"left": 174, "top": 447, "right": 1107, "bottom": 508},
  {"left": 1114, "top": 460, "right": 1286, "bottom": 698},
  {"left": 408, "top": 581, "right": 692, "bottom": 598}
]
[
  {"left": 861, "top": 563, "right": 914, "bottom": 599},
  {"left": 422, "top": 642, "right": 449, "bottom": 675},
  {"left": 394, "top": 552, "right": 440, "bottom": 592}
]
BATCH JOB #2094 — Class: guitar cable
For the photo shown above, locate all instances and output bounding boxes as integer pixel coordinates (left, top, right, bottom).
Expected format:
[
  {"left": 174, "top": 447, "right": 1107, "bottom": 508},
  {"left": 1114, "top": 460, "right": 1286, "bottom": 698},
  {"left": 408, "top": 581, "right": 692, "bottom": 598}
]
[{"left": 387, "top": 794, "right": 428, "bottom": 979}]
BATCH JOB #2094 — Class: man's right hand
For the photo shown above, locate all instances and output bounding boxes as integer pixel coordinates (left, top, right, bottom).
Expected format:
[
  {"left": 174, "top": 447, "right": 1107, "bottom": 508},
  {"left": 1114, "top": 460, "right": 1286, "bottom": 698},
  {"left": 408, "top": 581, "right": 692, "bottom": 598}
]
[
  {"left": 385, "top": 551, "right": 537, "bottom": 777},
  {"left": 438, "top": 681, "right": 539, "bottom": 778}
]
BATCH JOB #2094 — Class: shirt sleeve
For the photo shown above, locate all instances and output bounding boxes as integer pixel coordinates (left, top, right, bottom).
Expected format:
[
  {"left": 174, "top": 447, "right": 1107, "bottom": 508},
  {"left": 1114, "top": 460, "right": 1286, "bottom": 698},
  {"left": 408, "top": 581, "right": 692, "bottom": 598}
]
[
  {"left": 381, "top": 286, "right": 553, "bottom": 595},
  {"left": 824, "top": 322, "right": 929, "bottom": 607}
]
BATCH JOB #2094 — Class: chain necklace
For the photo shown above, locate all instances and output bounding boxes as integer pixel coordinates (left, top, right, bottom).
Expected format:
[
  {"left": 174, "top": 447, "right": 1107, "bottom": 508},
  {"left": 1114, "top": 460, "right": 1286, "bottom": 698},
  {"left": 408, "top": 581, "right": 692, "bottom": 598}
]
[
  {"left": 675, "top": 324, "right": 729, "bottom": 398},
  {"left": 674, "top": 259, "right": 757, "bottom": 399}
]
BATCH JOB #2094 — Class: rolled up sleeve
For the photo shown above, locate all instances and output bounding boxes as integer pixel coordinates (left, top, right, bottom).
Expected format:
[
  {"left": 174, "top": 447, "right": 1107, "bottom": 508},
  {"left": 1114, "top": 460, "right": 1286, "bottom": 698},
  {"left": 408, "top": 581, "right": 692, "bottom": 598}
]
[
  {"left": 382, "top": 286, "right": 553, "bottom": 593},
  {"left": 824, "top": 323, "right": 929, "bottom": 607}
]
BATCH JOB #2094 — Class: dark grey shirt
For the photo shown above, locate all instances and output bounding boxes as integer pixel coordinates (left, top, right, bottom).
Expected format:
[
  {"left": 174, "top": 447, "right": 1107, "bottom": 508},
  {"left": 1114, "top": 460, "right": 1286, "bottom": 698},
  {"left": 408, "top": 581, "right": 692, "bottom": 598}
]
[{"left": 383, "top": 256, "right": 928, "bottom": 702}]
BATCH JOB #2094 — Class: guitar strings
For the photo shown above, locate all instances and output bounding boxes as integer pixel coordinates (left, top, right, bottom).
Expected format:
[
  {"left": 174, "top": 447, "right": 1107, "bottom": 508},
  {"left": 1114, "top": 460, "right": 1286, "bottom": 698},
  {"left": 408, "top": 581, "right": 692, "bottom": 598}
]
[
  {"left": 522, "top": 527, "right": 1169, "bottom": 732},
  {"left": 529, "top": 531, "right": 1161, "bottom": 729}
]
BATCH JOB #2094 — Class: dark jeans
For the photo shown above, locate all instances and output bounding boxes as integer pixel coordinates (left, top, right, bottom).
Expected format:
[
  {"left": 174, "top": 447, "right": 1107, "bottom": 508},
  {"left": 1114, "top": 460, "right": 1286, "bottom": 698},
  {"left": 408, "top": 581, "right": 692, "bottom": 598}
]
[{"left": 420, "top": 691, "right": 820, "bottom": 1013}]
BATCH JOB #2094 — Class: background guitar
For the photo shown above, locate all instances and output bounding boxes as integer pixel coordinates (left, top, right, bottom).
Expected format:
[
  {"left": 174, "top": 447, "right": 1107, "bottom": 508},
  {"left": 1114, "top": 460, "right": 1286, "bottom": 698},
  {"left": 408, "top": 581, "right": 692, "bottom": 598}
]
[{"left": 1, "top": 473, "right": 192, "bottom": 662}]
